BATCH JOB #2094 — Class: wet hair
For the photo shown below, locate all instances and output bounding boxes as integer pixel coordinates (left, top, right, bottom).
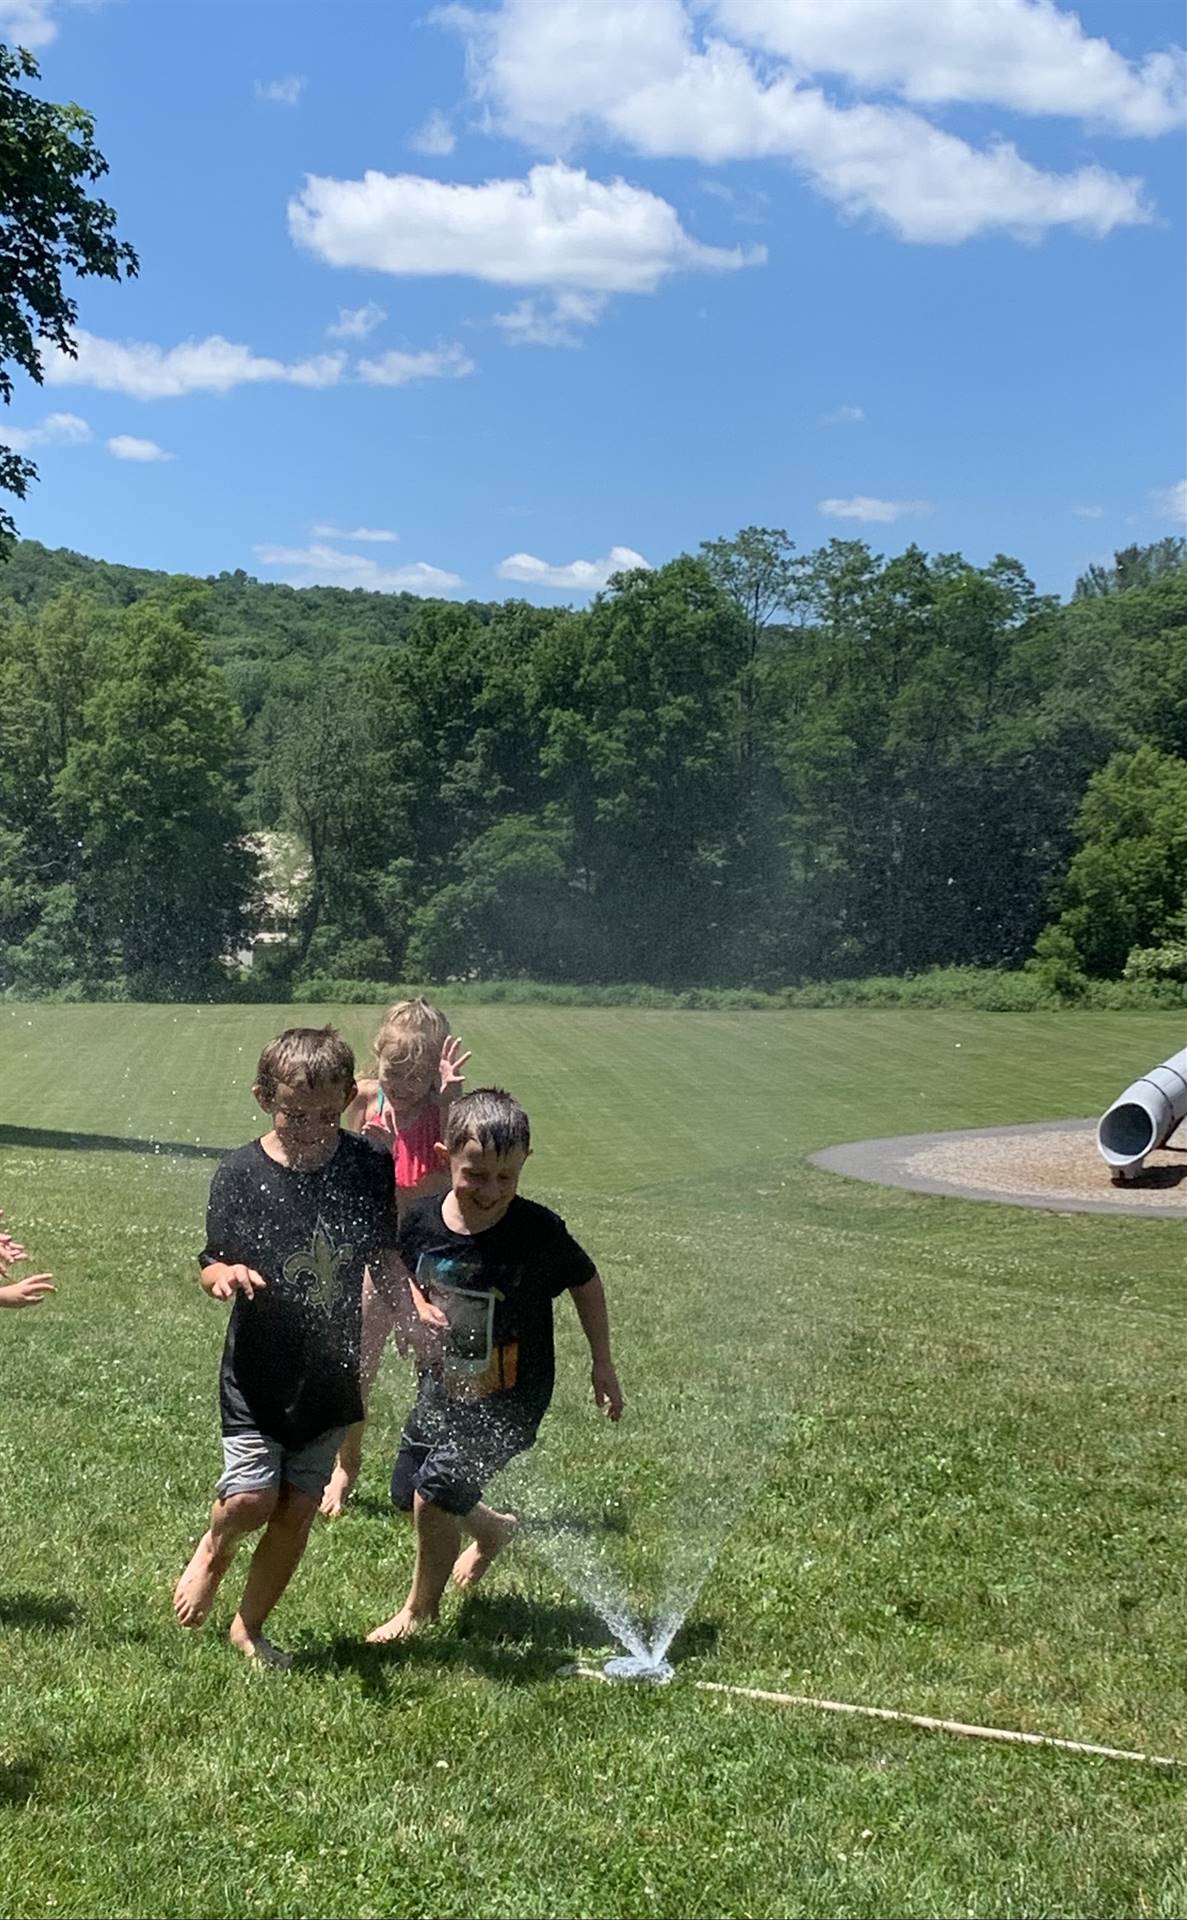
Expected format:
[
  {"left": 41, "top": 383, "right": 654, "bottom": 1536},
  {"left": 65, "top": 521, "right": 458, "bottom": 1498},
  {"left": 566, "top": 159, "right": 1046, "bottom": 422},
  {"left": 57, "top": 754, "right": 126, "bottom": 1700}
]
[
  {"left": 373, "top": 998, "right": 449, "bottom": 1069},
  {"left": 444, "top": 1088, "right": 530, "bottom": 1159},
  {"left": 256, "top": 1026, "right": 355, "bottom": 1103}
]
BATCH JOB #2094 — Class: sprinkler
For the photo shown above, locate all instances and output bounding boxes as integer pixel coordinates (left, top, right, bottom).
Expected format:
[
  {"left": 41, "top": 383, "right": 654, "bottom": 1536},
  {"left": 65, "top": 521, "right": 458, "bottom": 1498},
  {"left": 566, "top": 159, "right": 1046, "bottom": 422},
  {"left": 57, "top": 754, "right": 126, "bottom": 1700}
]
[{"left": 603, "top": 1653, "right": 674, "bottom": 1685}]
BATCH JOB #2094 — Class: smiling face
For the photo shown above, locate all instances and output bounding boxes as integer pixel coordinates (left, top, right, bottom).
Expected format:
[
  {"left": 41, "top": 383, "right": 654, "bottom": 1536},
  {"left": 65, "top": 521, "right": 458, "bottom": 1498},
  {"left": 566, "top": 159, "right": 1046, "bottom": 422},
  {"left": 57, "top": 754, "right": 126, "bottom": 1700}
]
[
  {"left": 447, "top": 1138, "right": 529, "bottom": 1230},
  {"left": 256, "top": 1077, "right": 355, "bottom": 1168},
  {"left": 377, "top": 1044, "right": 437, "bottom": 1118}
]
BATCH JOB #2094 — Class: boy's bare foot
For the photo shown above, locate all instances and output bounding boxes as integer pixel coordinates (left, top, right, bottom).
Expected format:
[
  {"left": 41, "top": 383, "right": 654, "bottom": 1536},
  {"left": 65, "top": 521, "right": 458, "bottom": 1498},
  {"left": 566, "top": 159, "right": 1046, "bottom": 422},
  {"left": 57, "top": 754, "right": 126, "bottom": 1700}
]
[
  {"left": 173, "top": 1532, "right": 230, "bottom": 1628},
  {"left": 365, "top": 1603, "right": 437, "bottom": 1643},
  {"left": 319, "top": 1463, "right": 356, "bottom": 1520},
  {"left": 452, "top": 1510, "right": 519, "bottom": 1590},
  {"left": 229, "top": 1616, "right": 292, "bottom": 1668}
]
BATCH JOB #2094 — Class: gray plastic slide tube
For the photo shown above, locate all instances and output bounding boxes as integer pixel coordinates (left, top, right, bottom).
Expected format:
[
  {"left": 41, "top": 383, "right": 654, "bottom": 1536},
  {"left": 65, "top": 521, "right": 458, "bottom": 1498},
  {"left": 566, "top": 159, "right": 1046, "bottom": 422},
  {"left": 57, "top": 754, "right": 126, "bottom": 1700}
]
[{"left": 1096, "top": 1048, "right": 1187, "bottom": 1174}]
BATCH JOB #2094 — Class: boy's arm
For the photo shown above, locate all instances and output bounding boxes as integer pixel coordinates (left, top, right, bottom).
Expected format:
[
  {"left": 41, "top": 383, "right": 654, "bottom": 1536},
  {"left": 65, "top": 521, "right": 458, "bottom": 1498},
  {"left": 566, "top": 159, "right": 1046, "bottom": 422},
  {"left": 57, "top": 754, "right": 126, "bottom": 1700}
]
[
  {"left": 568, "top": 1272, "right": 624, "bottom": 1421},
  {"left": 372, "top": 1248, "right": 448, "bottom": 1364},
  {"left": 199, "top": 1165, "right": 264, "bottom": 1301}
]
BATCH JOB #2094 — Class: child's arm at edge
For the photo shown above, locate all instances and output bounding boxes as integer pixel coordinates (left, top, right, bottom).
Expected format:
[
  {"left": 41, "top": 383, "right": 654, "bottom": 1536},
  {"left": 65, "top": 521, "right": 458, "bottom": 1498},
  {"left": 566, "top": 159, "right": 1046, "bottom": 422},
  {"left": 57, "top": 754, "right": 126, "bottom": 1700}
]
[
  {"left": 0, "top": 1271, "right": 54, "bottom": 1308},
  {"left": 568, "top": 1272, "right": 624, "bottom": 1421}
]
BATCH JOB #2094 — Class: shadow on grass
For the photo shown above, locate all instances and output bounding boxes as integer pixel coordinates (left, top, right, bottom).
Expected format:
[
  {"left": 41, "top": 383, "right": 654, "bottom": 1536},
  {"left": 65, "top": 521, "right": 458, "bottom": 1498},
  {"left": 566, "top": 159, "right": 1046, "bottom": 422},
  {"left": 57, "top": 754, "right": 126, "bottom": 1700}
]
[
  {"left": 0, "top": 1592, "right": 82, "bottom": 1631},
  {"left": 0, "top": 1123, "right": 227, "bottom": 1161},
  {"left": 0, "top": 1758, "right": 41, "bottom": 1807},
  {"left": 299, "top": 1592, "right": 622, "bottom": 1696},
  {"left": 301, "top": 1590, "right": 724, "bottom": 1698}
]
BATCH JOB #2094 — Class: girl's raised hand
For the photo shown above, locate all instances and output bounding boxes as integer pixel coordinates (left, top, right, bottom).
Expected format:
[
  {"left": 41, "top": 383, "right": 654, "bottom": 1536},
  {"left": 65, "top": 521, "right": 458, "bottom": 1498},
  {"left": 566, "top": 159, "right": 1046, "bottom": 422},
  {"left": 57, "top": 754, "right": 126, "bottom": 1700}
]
[{"left": 438, "top": 1034, "right": 471, "bottom": 1094}]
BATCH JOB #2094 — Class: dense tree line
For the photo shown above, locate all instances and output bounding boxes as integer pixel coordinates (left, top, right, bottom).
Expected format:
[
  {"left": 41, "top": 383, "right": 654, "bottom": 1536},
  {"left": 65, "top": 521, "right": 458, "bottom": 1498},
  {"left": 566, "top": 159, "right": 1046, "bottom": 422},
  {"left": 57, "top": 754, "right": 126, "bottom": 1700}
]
[{"left": 0, "top": 532, "right": 1183, "bottom": 999}]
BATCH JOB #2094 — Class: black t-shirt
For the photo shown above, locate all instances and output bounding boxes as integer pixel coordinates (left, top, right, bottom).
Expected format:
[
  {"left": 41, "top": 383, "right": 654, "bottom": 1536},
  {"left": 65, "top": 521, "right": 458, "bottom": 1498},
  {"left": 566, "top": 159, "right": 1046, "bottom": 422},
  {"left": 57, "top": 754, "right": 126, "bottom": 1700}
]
[
  {"left": 398, "top": 1192, "right": 597, "bottom": 1427},
  {"left": 201, "top": 1132, "right": 399, "bottom": 1448}
]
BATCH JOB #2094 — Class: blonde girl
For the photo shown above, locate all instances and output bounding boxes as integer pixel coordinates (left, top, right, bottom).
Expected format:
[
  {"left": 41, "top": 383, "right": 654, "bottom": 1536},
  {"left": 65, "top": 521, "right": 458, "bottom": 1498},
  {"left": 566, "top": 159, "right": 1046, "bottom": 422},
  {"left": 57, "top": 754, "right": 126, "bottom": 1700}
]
[{"left": 321, "top": 1000, "right": 469, "bottom": 1516}]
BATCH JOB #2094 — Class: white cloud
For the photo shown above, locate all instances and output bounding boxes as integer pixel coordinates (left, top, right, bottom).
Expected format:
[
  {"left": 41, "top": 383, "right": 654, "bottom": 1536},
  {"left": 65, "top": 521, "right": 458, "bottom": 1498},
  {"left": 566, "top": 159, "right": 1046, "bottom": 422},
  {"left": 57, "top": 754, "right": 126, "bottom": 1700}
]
[
  {"left": 2, "top": 410, "right": 91, "bottom": 452},
  {"left": 1153, "top": 480, "right": 1187, "bottom": 523},
  {"left": 107, "top": 434, "right": 174, "bottom": 462},
  {"left": 1072, "top": 503, "right": 1105, "bottom": 519},
  {"left": 497, "top": 543, "right": 650, "bottom": 589},
  {"left": 256, "top": 75, "right": 306, "bottom": 106},
  {"left": 311, "top": 523, "right": 398, "bottom": 542},
  {"left": 822, "top": 403, "right": 864, "bottom": 424},
  {"left": 409, "top": 109, "right": 457, "bottom": 155},
  {"left": 326, "top": 302, "right": 386, "bottom": 339},
  {"left": 254, "top": 542, "right": 461, "bottom": 594},
  {"left": 289, "top": 159, "right": 764, "bottom": 292},
  {"left": 494, "top": 290, "right": 607, "bottom": 346},
  {"left": 42, "top": 329, "right": 345, "bottom": 399},
  {"left": 818, "top": 495, "right": 931, "bottom": 522},
  {"left": 356, "top": 343, "right": 475, "bottom": 385},
  {"left": 441, "top": 0, "right": 1154, "bottom": 243},
  {"left": 713, "top": 0, "right": 1184, "bottom": 138},
  {"left": 2, "top": 0, "right": 58, "bottom": 48}
]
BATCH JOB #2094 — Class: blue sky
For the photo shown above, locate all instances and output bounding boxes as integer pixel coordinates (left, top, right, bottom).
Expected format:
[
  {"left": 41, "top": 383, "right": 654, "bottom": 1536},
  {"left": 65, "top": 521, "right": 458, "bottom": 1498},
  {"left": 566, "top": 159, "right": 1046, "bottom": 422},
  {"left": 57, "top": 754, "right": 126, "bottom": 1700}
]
[{"left": 3, "top": 0, "right": 1183, "bottom": 602}]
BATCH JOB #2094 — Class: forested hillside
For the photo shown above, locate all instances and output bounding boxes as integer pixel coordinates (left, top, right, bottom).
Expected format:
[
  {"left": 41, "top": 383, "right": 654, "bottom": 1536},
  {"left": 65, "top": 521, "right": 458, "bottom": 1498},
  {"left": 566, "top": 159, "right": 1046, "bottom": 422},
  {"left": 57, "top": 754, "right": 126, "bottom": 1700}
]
[{"left": 1, "top": 532, "right": 1183, "bottom": 1000}]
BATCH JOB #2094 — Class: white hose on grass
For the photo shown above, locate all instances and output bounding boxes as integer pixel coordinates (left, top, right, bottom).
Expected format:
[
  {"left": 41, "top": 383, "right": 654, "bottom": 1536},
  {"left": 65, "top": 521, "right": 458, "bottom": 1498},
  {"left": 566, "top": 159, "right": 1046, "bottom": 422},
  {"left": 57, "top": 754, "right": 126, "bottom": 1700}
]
[{"left": 560, "top": 1666, "right": 1183, "bottom": 1770}]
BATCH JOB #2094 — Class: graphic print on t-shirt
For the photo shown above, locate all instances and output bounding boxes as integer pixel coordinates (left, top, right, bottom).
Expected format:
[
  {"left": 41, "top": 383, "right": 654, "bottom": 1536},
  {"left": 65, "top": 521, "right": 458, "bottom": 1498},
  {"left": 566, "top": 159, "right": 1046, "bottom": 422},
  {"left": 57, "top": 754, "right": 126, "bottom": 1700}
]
[
  {"left": 282, "top": 1217, "right": 355, "bottom": 1311},
  {"left": 417, "top": 1253, "right": 516, "bottom": 1403}
]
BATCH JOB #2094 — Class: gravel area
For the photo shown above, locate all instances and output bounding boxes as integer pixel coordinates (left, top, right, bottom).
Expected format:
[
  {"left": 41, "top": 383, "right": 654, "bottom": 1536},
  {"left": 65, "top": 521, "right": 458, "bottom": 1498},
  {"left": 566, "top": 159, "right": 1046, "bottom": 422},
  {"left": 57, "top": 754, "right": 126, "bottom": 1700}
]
[
  {"left": 907, "top": 1128, "right": 1186, "bottom": 1209},
  {"left": 809, "top": 1119, "right": 1187, "bottom": 1219}
]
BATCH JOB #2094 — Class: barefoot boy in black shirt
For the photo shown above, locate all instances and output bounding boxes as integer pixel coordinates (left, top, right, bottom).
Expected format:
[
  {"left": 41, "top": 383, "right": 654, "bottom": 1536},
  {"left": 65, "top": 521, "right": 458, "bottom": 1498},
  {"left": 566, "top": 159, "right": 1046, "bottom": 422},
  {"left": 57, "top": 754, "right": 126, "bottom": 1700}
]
[
  {"left": 366, "top": 1087, "right": 624, "bottom": 1644},
  {"left": 173, "top": 1026, "right": 403, "bottom": 1667}
]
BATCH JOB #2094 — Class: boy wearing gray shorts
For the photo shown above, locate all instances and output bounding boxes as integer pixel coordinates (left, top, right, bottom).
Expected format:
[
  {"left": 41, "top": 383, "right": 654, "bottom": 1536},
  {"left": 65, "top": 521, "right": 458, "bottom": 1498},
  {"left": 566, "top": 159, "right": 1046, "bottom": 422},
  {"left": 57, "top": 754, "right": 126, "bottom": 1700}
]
[{"left": 173, "top": 1026, "right": 404, "bottom": 1667}]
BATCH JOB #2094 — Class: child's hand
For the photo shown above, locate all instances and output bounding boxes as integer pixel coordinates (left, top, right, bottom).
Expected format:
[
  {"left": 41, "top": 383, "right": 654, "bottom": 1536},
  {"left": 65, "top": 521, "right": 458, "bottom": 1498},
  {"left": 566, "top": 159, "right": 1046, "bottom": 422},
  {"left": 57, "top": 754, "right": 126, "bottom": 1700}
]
[
  {"left": 591, "top": 1361, "right": 624, "bottom": 1422},
  {"left": 408, "top": 1298, "right": 448, "bottom": 1364},
  {"left": 0, "top": 1213, "right": 27, "bottom": 1268},
  {"left": 0, "top": 1271, "right": 55, "bottom": 1309},
  {"left": 438, "top": 1035, "right": 471, "bottom": 1095},
  {"left": 209, "top": 1264, "right": 266, "bottom": 1301}
]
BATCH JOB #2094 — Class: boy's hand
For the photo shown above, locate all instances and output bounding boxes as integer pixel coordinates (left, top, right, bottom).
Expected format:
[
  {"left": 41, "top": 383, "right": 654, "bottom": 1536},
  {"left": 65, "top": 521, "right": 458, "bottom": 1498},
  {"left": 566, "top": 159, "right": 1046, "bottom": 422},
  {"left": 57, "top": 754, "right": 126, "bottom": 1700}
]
[
  {"left": 408, "top": 1298, "right": 448, "bottom": 1364},
  {"left": 209, "top": 1264, "right": 266, "bottom": 1301},
  {"left": 0, "top": 1271, "right": 55, "bottom": 1309},
  {"left": 438, "top": 1034, "right": 471, "bottom": 1095},
  {"left": 591, "top": 1361, "right": 624, "bottom": 1422}
]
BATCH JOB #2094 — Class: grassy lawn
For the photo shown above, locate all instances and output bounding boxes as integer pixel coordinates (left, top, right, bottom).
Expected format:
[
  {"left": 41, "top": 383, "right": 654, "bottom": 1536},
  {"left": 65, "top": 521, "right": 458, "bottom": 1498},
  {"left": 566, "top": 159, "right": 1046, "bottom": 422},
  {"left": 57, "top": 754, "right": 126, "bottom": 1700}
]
[{"left": 0, "top": 1003, "right": 1182, "bottom": 1919}]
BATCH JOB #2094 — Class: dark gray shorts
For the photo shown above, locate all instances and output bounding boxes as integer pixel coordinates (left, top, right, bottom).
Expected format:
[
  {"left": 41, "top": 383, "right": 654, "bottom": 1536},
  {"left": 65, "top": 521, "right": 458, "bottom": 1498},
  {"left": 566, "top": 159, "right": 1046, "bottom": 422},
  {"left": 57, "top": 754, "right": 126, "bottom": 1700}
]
[{"left": 390, "top": 1402, "right": 538, "bottom": 1517}]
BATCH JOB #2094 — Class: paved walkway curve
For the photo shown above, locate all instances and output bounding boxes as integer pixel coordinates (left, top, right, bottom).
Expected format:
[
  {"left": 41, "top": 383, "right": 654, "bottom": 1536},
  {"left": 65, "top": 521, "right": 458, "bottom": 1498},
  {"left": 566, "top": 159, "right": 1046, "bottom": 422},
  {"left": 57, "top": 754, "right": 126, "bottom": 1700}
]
[{"left": 808, "top": 1119, "right": 1187, "bottom": 1221}]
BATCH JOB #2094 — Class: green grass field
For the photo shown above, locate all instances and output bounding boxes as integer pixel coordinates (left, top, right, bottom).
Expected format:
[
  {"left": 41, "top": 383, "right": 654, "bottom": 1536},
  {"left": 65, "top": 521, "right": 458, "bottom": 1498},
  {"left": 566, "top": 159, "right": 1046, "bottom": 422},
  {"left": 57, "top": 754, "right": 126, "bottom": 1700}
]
[{"left": 0, "top": 1003, "right": 1182, "bottom": 1920}]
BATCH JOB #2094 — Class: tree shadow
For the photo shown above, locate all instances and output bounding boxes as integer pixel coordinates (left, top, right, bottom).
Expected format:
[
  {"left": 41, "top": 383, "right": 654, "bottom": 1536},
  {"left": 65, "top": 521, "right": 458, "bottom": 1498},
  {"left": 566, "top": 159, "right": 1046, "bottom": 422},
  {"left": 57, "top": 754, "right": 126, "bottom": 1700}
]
[
  {"left": 0, "top": 1592, "right": 82, "bottom": 1631},
  {"left": 0, "top": 1758, "right": 42, "bottom": 1807},
  {"left": 0, "top": 1123, "right": 227, "bottom": 1161}
]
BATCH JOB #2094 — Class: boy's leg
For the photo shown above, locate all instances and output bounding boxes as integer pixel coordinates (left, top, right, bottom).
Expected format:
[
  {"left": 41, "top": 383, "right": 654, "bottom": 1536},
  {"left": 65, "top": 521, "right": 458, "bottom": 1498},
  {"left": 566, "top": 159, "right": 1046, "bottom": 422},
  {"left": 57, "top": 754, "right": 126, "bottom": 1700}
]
[
  {"left": 230, "top": 1483, "right": 319, "bottom": 1668},
  {"left": 452, "top": 1503, "right": 519, "bottom": 1590},
  {"left": 319, "top": 1420, "right": 364, "bottom": 1520},
  {"left": 229, "top": 1426, "right": 345, "bottom": 1665},
  {"left": 320, "top": 1275, "right": 396, "bottom": 1518},
  {"left": 367, "top": 1415, "right": 525, "bottom": 1638},
  {"left": 367, "top": 1491, "right": 461, "bottom": 1642},
  {"left": 174, "top": 1488, "right": 277, "bottom": 1627}
]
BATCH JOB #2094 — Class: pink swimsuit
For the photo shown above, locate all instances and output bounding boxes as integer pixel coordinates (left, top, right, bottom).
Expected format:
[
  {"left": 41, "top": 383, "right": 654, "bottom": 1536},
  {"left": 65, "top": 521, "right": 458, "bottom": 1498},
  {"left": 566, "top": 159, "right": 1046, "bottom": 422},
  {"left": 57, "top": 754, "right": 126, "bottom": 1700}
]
[{"left": 364, "top": 1088, "right": 440, "bottom": 1191}]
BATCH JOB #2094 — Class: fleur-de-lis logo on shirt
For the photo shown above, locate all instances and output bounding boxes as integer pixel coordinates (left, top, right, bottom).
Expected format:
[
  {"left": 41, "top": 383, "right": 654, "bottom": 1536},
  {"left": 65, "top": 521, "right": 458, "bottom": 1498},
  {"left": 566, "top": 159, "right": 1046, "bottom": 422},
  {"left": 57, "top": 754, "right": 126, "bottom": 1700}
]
[{"left": 283, "top": 1220, "right": 353, "bottom": 1309}]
